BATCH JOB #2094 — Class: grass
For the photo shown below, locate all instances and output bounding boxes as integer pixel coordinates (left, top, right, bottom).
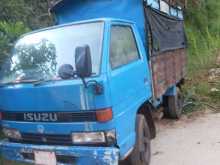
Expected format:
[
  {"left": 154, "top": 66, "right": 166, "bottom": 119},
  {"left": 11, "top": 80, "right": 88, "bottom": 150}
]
[
  {"left": 181, "top": 1, "right": 220, "bottom": 113},
  {"left": 181, "top": 15, "right": 220, "bottom": 114},
  {"left": 183, "top": 75, "right": 220, "bottom": 114},
  {"left": 184, "top": 1, "right": 220, "bottom": 112},
  {"left": 182, "top": 53, "right": 220, "bottom": 112}
]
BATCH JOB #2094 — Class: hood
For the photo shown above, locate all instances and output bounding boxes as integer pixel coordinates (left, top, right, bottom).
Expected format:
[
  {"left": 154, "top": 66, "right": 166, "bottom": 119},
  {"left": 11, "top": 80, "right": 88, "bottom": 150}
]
[{"left": 0, "top": 80, "right": 95, "bottom": 112}]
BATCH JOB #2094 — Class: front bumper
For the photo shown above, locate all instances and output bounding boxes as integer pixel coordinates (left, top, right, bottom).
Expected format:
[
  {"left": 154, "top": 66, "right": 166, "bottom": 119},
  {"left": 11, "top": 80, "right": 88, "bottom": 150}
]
[{"left": 0, "top": 140, "right": 119, "bottom": 165}]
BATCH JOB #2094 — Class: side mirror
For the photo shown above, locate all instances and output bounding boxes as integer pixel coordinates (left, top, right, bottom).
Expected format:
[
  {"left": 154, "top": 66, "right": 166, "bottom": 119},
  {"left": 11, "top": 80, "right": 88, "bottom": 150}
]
[
  {"left": 75, "top": 45, "right": 92, "bottom": 78},
  {"left": 58, "top": 64, "right": 74, "bottom": 79}
]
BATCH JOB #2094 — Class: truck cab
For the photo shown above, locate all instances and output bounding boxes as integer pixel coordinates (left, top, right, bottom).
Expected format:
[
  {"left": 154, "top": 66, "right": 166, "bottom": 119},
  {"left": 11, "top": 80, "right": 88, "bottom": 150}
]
[{"left": 0, "top": 18, "right": 153, "bottom": 165}]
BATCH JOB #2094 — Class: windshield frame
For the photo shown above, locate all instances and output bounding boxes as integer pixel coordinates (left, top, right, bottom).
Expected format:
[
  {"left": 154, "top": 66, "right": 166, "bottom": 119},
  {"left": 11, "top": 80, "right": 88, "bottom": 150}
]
[{"left": 0, "top": 20, "right": 106, "bottom": 85}]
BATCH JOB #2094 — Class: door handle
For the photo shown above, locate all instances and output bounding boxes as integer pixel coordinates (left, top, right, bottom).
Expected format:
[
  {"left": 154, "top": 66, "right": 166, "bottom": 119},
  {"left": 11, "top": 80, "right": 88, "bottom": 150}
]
[{"left": 144, "top": 77, "right": 149, "bottom": 85}]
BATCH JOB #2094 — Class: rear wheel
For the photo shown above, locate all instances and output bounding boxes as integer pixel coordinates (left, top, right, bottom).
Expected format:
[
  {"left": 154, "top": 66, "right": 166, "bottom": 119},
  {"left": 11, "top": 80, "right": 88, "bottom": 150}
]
[
  {"left": 164, "top": 87, "right": 184, "bottom": 119},
  {"left": 127, "top": 114, "right": 151, "bottom": 165}
]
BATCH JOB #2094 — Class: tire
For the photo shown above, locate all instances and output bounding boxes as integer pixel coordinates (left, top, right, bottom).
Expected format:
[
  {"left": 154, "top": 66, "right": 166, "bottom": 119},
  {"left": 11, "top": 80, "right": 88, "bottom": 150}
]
[
  {"left": 164, "top": 88, "right": 184, "bottom": 119},
  {"left": 127, "top": 115, "right": 151, "bottom": 165}
]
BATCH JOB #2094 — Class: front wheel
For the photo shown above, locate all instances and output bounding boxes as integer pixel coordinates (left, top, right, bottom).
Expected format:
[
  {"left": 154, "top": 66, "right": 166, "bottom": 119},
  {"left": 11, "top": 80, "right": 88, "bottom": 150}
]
[{"left": 127, "top": 114, "right": 151, "bottom": 165}]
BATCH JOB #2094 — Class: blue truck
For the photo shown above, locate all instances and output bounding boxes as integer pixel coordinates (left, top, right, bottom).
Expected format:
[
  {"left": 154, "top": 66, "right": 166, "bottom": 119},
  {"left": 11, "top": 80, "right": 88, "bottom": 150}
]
[{"left": 0, "top": 0, "right": 187, "bottom": 164}]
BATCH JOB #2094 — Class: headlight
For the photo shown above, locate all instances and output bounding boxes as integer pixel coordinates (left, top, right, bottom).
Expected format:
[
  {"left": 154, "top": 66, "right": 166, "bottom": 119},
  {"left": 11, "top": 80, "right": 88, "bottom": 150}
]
[
  {"left": 2, "top": 127, "right": 22, "bottom": 140},
  {"left": 71, "top": 130, "right": 116, "bottom": 145},
  {"left": 72, "top": 132, "right": 105, "bottom": 144}
]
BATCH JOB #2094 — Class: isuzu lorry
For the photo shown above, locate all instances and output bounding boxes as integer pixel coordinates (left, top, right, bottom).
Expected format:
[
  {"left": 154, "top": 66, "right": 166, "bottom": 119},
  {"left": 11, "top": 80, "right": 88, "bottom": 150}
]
[{"left": 0, "top": 0, "right": 187, "bottom": 164}]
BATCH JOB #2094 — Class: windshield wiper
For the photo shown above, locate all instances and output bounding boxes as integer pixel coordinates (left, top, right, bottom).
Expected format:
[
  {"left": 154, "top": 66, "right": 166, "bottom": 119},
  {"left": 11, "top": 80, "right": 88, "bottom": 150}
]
[
  {"left": 0, "top": 82, "right": 19, "bottom": 87},
  {"left": 0, "top": 79, "right": 45, "bottom": 87},
  {"left": 0, "top": 78, "right": 64, "bottom": 87},
  {"left": 33, "top": 79, "right": 55, "bottom": 86}
]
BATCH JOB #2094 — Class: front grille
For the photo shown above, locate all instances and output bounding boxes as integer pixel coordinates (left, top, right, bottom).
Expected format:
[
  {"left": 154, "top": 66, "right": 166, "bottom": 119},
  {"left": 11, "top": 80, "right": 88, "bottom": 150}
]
[
  {"left": 2, "top": 111, "right": 97, "bottom": 122},
  {"left": 10, "top": 133, "right": 72, "bottom": 146}
]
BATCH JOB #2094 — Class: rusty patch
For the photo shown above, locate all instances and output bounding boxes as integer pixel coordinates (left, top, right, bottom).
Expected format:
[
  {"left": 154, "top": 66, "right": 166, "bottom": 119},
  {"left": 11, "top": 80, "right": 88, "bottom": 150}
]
[{"left": 151, "top": 48, "right": 187, "bottom": 98}]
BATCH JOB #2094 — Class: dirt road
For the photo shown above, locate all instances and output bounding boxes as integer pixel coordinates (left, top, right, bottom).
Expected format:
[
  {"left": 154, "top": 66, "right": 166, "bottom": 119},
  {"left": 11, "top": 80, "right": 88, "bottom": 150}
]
[{"left": 151, "top": 111, "right": 220, "bottom": 165}]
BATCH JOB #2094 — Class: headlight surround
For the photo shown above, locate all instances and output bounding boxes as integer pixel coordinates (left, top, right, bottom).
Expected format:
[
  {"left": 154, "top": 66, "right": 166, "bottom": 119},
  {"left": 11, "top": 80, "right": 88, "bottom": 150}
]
[
  {"left": 105, "top": 129, "right": 116, "bottom": 145},
  {"left": 71, "top": 130, "right": 116, "bottom": 145},
  {"left": 2, "top": 127, "right": 22, "bottom": 140}
]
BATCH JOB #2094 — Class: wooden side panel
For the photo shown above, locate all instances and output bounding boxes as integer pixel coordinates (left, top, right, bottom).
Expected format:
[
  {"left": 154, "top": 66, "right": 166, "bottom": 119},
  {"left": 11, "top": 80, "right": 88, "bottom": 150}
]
[{"left": 151, "top": 48, "right": 187, "bottom": 98}]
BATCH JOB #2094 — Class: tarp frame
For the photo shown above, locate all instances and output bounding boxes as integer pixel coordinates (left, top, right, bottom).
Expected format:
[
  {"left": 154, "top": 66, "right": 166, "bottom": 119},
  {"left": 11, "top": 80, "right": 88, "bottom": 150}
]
[
  {"left": 144, "top": 5, "right": 187, "bottom": 56},
  {"left": 145, "top": 0, "right": 184, "bottom": 20}
]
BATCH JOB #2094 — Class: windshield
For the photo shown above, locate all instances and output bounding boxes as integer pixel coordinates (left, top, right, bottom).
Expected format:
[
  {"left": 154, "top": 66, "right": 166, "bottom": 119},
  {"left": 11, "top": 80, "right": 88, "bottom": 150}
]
[{"left": 0, "top": 22, "right": 104, "bottom": 84}]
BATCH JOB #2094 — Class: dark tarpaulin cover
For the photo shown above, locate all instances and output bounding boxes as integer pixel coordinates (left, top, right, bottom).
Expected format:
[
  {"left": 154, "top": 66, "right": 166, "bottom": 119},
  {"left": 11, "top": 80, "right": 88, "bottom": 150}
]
[{"left": 145, "top": 7, "right": 187, "bottom": 55}]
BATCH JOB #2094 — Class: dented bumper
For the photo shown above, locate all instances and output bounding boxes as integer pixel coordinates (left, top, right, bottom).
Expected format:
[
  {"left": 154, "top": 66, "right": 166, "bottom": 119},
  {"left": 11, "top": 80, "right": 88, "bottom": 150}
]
[{"left": 0, "top": 140, "right": 119, "bottom": 165}]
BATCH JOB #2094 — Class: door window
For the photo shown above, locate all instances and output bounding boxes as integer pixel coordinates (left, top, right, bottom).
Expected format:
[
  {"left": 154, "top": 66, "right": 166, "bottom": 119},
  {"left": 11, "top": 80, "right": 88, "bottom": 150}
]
[{"left": 110, "top": 25, "right": 140, "bottom": 69}]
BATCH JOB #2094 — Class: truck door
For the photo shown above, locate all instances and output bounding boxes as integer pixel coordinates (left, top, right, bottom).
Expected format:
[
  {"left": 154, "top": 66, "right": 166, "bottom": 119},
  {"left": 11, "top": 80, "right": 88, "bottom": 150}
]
[{"left": 108, "top": 23, "right": 152, "bottom": 154}]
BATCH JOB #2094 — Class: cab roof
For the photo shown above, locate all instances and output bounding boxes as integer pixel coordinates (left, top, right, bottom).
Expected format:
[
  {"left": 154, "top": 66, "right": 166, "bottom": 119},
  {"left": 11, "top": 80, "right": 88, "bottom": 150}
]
[{"left": 50, "top": 0, "right": 146, "bottom": 41}]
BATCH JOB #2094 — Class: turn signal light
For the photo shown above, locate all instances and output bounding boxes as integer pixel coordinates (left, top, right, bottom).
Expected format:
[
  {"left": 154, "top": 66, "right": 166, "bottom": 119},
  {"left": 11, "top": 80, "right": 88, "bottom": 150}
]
[
  {"left": 0, "top": 112, "right": 2, "bottom": 120},
  {"left": 96, "top": 108, "right": 113, "bottom": 122}
]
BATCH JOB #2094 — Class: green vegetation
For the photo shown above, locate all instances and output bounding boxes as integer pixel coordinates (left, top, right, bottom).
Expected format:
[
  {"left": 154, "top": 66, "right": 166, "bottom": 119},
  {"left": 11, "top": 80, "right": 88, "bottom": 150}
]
[
  {"left": 185, "top": 0, "right": 220, "bottom": 74},
  {"left": 0, "top": 22, "right": 30, "bottom": 66},
  {"left": 183, "top": 0, "right": 220, "bottom": 113}
]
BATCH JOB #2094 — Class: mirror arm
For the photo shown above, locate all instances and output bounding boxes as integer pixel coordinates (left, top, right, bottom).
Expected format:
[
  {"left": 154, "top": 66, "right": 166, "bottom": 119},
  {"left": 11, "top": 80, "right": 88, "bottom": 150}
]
[
  {"left": 81, "top": 78, "right": 88, "bottom": 88},
  {"left": 86, "top": 80, "right": 104, "bottom": 95},
  {"left": 79, "top": 78, "right": 103, "bottom": 95}
]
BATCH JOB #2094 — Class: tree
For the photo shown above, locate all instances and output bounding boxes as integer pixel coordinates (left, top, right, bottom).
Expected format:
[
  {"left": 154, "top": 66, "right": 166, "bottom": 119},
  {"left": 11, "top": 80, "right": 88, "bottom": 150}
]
[
  {"left": 0, "top": 0, "right": 54, "bottom": 29},
  {"left": 0, "top": 0, "right": 56, "bottom": 67},
  {"left": 0, "top": 22, "right": 30, "bottom": 66}
]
